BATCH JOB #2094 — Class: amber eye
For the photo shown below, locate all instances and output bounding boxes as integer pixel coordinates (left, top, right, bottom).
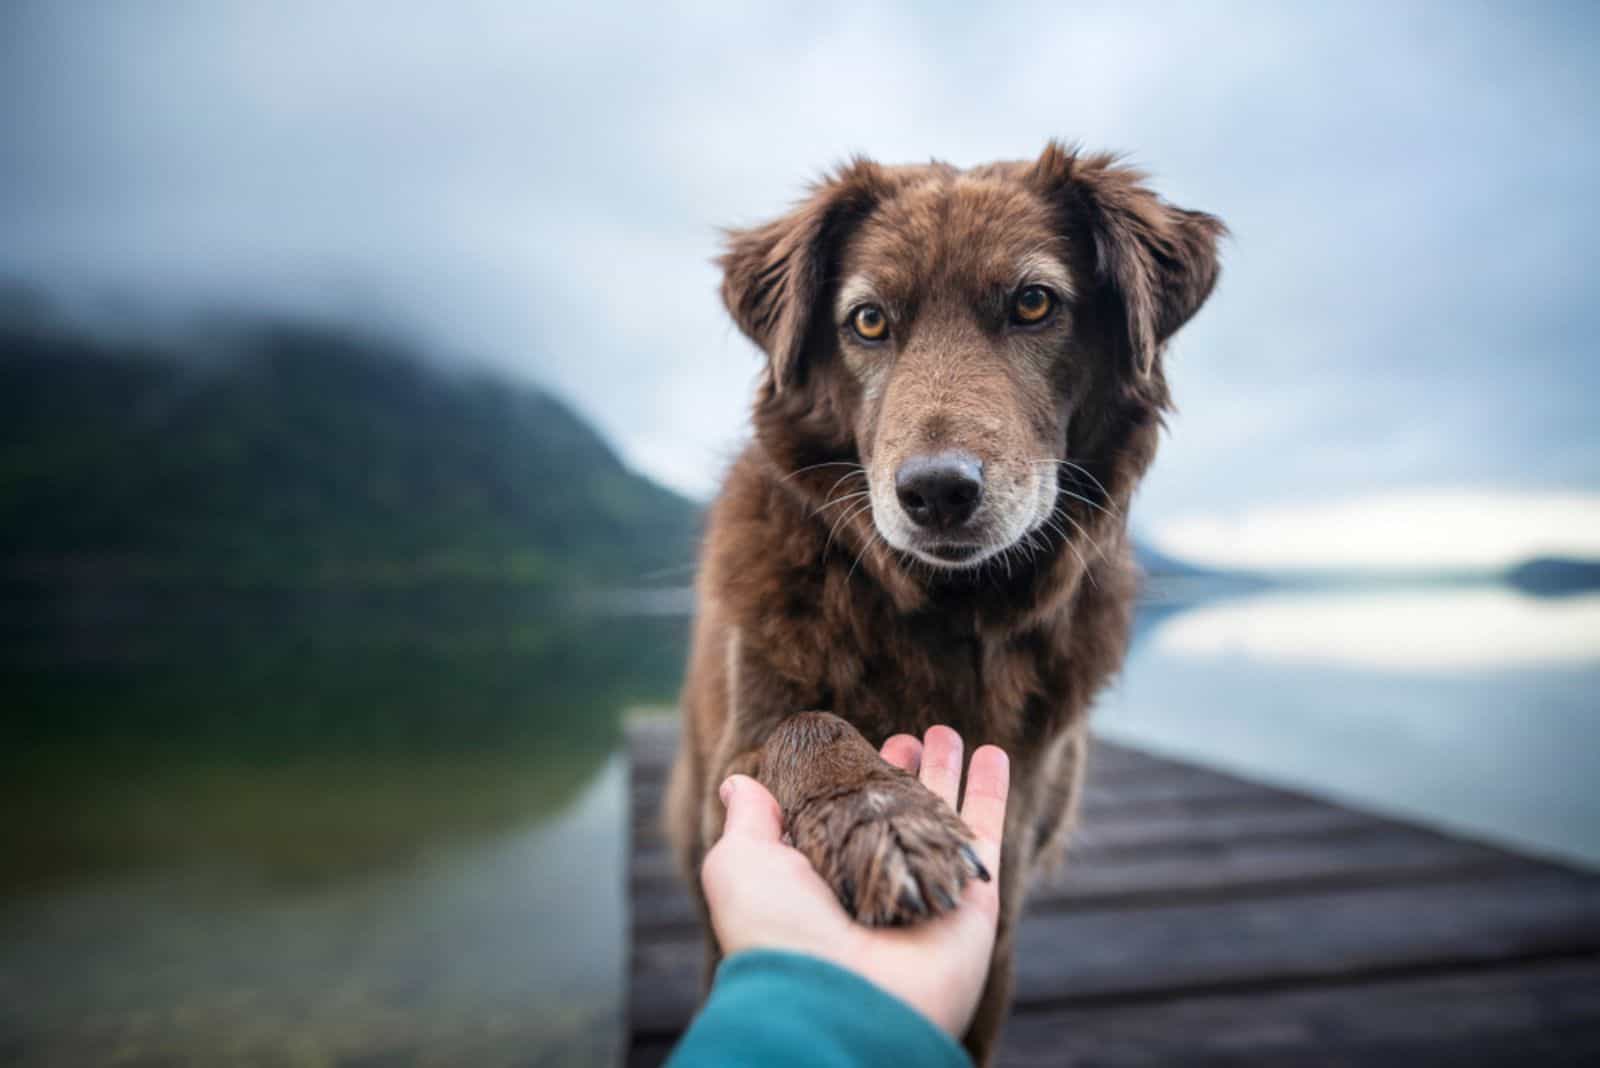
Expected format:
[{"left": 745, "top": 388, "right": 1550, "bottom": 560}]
[
  {"left": 850, "top": 304, "right": 889, "bottom": 342},
  {"left": 1011, "top": 285, "right": 1054, "bottom": 324}
]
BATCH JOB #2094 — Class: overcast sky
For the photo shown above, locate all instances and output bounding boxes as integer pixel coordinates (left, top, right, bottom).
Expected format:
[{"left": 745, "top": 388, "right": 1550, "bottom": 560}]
[{"left": 3, "top": 2, "right": 1597, "bottom": 565}]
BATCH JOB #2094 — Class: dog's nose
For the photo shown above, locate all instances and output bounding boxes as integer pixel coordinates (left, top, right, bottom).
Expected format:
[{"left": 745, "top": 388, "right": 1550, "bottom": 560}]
[{"left": 895, "top": 451, "right": 984, "bottom": 530}]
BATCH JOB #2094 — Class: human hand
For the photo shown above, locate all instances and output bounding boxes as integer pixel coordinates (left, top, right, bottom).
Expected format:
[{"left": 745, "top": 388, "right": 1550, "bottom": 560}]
[{"left": 700, "top": 726, "right": 1009, "bottom": 1038}]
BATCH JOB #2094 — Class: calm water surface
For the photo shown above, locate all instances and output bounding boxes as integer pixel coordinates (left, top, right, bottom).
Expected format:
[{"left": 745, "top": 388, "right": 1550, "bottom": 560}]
[
  {"left": 1109, "top": 587, "right": 1600, "bottom": 867},
  {"left": 3, "top": 583, "right": 1596, "bottom": 1065}
]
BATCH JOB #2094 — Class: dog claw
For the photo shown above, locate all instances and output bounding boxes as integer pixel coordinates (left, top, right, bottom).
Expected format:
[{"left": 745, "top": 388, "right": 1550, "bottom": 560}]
[{"left": 961, "top": 843, "right": 991, "bottom": 882}]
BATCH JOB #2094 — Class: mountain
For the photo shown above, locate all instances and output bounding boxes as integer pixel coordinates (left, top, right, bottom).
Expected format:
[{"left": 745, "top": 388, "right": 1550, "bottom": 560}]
[{"left": 0, "top": 307, "right": 700, "bottom": 587}]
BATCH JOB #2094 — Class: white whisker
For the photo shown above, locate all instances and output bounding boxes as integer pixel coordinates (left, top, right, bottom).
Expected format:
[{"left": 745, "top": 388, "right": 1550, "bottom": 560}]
[
  {"left": 811, "top": 489, "right": 871, "bottom": 517},
  {"left": 821, "top": 469, "right": 866, "bottom": 501},
  {"left": 779, "top": 460, "right": 864, "bottom": 485},
  {"left": 1049, "top": 506, "right": 1099, "bottom": 588},
  {"left": 824, "top": 499, "right": 875, "bottom": 558},
  {"left": 847, "top": 533, "right": 876, "bottom": 583},
  {"left": 1026, "top": 459, "right": 1118, "bottom": 517}
]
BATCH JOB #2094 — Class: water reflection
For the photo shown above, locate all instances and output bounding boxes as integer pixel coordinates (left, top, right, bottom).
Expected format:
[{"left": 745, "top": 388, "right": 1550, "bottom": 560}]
[
  {"left": 1, "top": 585, "right": 687, "bottom": 1065},
  {"left": 1103, "top": 584, "right": 1600, "bottom": 868},
  {"left": 3, "top": 756, "right": 628, "bottom": 1066},
  {"left": 1155, "top": 587, "right": 1600, "bottom": 670}
]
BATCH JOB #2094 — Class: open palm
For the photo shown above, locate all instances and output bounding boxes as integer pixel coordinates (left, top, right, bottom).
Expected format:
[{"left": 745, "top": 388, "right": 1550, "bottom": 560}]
[{"left": 701, "top": 726, "right": 1010, "bottom": 1038}]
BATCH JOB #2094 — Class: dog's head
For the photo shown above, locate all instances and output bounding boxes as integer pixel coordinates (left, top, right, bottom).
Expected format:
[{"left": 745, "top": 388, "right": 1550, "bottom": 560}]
[{"left": 722, "top": 142, "right": 1223, "bottom": 574}]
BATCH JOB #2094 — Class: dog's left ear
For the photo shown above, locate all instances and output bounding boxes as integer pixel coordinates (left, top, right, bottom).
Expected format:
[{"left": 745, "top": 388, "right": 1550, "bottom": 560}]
[
  {"left": 1029, "top": 141, "right": 1226, "bottom": 379},
  {"left": 719, "top": 158, "right": 886, "bottom": 391}
]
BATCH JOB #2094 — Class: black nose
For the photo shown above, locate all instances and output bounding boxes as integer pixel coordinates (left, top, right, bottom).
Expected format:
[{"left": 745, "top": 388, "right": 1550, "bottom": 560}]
[{"left": 895, "top": 451, "right": 984, "bottom": 530}]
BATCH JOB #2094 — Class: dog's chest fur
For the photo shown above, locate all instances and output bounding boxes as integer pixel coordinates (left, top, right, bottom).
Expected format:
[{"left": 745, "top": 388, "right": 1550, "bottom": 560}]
[{"left": 703, "top": 446, "right": 1135, "bottom": 757}]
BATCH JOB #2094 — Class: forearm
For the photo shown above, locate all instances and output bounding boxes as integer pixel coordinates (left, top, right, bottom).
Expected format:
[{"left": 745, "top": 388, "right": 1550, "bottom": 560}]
[{"left": 666, "top": 949, "right": 971, "bottom": 1068}]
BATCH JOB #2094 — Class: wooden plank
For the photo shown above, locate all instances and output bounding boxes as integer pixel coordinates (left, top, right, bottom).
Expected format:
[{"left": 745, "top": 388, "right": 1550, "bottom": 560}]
[
  {"left": 1029, "top": 829, "right": 1529, "bottom": 909},
  {"left": 1009, "top": 869, "right": 1600, "bottom": 1005},
  {"left": 626, "top": 714, "right": 679, "bottom": 756},
  {"left": 629, "top": 871, "right": 1600, "bottom": 1037},
  {"left": 996, "top": 957, "right": 1600, "bottom": 1067},
  {"left": 1067, "top": 802, "right": 1375, "bottom": 855},
  {"left": 628, "top": 825, "right": 1533, "bottom": 934}
]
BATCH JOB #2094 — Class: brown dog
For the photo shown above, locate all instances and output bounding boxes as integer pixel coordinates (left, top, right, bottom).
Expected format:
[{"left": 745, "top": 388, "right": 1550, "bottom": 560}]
[{"left": 666, "top": 141, "right": 1223, "bottom": 1062}]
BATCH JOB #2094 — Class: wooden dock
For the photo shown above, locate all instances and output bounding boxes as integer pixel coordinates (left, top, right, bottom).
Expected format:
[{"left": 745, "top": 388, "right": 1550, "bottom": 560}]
[{"left": 623, "top": 718, "right": 1600, "bottom": 1066}]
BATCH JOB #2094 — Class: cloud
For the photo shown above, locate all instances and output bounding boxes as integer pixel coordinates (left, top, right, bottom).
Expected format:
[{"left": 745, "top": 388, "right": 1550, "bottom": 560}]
[
  {"left": 2, "top": 1, "right": 1597, "bottom": 523},
  {"left": 1153, "top": 489, "right": 1600, "bottom": 572}
]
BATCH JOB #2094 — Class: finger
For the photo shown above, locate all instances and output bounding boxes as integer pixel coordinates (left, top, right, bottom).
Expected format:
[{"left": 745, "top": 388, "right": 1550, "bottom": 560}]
[
  {"left": 879, "top": 733, "right": 923, "bottom": 773},
  {"left": 959, "top": 745, "right": 1010, "bottom": 868},
  {"left": 919, "top": 725, "right": 963, "bottom": 809},
  {"left": 717, "top": 775, "right": 784, "bottom": 843}
]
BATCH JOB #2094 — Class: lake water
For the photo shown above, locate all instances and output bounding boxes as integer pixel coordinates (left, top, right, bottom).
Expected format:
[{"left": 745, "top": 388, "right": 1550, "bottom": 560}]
[{"left": 3, "top": 583, "right": 1596, "bottom": 1065}]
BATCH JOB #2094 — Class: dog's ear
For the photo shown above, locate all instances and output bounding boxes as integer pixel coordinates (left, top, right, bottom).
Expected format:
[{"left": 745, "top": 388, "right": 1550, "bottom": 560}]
[
  {"left": 719, "top": 159, "right": 886, "bottom": 391},
  {"left": 1029, "top": 141, "right": 1225, "bottom": 379}
]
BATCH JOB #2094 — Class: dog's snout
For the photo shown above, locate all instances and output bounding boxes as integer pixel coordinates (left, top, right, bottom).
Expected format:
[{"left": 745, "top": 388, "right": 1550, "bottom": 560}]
[{"left": 895, "top": 451, "right": 984, "bottom": 530}]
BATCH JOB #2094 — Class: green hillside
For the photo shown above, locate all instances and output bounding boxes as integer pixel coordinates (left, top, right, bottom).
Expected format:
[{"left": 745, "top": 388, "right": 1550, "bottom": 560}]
[{"left": 0, "top": 308, "right": 700, "bottom": 588}]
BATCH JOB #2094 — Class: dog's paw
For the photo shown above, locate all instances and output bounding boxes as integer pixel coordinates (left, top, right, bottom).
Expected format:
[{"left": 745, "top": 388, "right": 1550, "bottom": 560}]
[{"left": 786, "top": 771, "right": 989, "bottom": 926}]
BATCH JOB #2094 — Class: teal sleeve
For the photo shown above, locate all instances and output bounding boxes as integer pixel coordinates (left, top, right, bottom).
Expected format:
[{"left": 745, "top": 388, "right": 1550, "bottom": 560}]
[{"left": 665, "top": 948, "right": 972, "bottom": 1068}]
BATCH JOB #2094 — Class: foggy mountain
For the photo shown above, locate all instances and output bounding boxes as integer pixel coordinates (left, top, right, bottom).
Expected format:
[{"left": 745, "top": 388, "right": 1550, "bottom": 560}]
[{"left": 0, "top": 301, "right": 700, "bottom": 587}]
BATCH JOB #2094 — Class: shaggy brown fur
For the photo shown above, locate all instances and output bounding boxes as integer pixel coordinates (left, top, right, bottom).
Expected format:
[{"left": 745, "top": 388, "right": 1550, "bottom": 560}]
[{"left": 666, "top": 141, "right": 1224, "bottom": 1063}]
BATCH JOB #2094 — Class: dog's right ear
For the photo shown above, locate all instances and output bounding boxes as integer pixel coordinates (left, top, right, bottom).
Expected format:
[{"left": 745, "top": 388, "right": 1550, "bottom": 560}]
[{"left": 719, "top": 159, "right": 886, "bottom": 392}]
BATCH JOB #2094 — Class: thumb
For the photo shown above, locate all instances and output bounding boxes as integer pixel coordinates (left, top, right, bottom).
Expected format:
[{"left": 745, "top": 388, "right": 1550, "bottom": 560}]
[{"left": 718, "top": 775, "right": 784, "bottom": 843}]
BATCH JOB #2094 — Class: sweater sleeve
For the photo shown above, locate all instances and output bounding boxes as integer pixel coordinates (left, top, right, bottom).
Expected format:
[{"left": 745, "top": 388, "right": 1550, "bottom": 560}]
[{"left": 664, "top": 948, "right": 972, "bottom": 1068}]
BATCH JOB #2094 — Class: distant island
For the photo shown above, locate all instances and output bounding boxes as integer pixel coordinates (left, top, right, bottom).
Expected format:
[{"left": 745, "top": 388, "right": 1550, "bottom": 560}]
[{"left": 1505, "top": 556, "right": 1600, "bottom": 597}]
